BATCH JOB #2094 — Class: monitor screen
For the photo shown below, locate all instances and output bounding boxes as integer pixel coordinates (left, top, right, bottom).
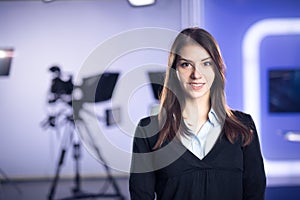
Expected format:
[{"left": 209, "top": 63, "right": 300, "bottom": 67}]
[{"left": 268, "top": 68, "right": 300, "bottom": 113}]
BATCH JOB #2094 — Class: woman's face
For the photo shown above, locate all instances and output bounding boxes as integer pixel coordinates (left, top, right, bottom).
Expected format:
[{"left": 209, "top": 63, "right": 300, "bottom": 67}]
[{"left": 176, "top": 44, "right": 215, "bottom": 101}]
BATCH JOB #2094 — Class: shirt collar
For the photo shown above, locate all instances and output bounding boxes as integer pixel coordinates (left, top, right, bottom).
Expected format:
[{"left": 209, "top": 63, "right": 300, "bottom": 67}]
[{"left": 208, "top": 109, "right": 220, "bottom": 127}]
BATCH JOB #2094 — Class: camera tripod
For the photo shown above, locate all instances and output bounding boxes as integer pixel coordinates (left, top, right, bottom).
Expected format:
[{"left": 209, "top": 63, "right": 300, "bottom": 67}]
[
  {"left": 46, "top": 108, "right": 125, "bottom": 200},
  {"left": 0, "top": 168, "right": 22, "bottom": 198}
]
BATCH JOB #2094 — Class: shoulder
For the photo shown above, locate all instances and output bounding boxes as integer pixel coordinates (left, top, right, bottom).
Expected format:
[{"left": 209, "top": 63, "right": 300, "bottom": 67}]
[
  {"left": 138, "top": 115, "right": 159, "bottom": 127},
  {"left": 231, "top": 109, "right": 250, "bottom": 119},
  {"left": 232, "top": 110, "right": 254, "bottom": 125},
  {"left": 134, "top": 115, "right": 160, "bottom": 149},
  {"left": 231, "top": 110, "right": 258, "bottom": 135},
  {"left": 136, "top": 115, "right": 160, "bottom": 137}
]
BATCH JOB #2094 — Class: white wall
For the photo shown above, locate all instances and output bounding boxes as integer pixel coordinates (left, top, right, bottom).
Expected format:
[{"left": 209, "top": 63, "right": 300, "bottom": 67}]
[{"left": 0, "top": 0, "right": 182, "bottom": 179}]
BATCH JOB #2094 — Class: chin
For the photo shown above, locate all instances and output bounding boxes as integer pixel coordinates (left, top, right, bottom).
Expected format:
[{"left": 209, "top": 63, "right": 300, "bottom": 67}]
[{"left": 186, "top": 90, "right": 210, "bottom": 100}]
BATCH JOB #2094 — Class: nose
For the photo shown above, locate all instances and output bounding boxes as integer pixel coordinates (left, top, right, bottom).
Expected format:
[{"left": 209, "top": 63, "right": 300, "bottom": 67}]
[{"left": 191, "top": 66, "right": 202, "bottom": 79}]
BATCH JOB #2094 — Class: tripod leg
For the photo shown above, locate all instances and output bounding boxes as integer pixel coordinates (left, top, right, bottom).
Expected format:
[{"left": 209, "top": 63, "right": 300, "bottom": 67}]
[
  {"left": 0, "top": 168, "right": 22, "bottom": 195},
  {"left": 48, "top": 149, "right": 66, "bottom": 200},
  {"left": 99, "top": 150, "right": 125, "bottom": 200},
  {"left": 79, "top": 120, "right": 126, "bottom": 200},
  {"left": 72, "top": 143, "right": 82, "bottom": 195}
]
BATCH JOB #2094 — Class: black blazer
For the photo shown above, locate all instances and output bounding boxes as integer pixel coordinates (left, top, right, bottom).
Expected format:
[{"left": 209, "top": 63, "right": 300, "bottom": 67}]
[{"left": 129, "top": 111, "right": 266, "bottom": 200}]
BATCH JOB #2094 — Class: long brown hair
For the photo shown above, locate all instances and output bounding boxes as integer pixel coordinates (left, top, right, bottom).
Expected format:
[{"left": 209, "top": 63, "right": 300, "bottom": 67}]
[{"left": 154, "top": 27, "right": 253, "bottom": 149}]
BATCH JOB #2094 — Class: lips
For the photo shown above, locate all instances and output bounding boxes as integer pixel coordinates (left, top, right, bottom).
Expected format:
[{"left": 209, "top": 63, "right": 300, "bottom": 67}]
[
  {"left": 190, "top": 83, "right": 204, "bottom": 86},
  {"left": 189, "top": 82, "right": 205, "bottom": 90}
]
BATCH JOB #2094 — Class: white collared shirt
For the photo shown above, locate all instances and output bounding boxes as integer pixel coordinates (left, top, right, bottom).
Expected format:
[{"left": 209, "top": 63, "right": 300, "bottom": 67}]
[{"left": 180, "top": 109, "right": 221, "bottom": 159}]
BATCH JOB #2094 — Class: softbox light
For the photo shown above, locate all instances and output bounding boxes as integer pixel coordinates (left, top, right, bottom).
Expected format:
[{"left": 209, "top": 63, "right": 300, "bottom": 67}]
[
  {"left": 128, "top": 0, "right": 156, "bottom": 7},
  {"left": 78, "top": 72, "right": 120, "bottom": 103},
  {"left": 0, "top": 48, "right": 14, "bottom": 76}
]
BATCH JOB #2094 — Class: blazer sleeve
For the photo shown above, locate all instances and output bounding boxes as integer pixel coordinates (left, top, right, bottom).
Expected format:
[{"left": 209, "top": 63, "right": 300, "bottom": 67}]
[
  {"left": 242, "top": 114, "right": 266, "bottom": 200},
  {"left": 129, "top": 117, "right": 157, "bottom": 200}
]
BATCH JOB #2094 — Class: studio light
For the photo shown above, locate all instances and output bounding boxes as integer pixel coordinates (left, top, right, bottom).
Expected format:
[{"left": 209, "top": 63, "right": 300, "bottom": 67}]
[
  {"left": 42, "top": 0, "right": 55, "bottom": 2},
  {"left": 284, "top": 131, "right": 300, "bottom": 142},
  {"left": 128, "top": 0, "right": 156, "bottom": 7},
  {"left": 0, "top": 50, "right": 6, "bottom": 59},
  {"left": 0, "top": 49, "right": 13, "bottom": 59},
  {"left": 0, "top": 48, "right": 14, "bottom": 76}
]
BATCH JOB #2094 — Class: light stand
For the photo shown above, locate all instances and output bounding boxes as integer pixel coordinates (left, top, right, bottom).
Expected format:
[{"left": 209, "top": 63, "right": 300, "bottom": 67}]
[
  {"left": 44, "top": 68, "right": 124, "bottom": 200},
  {"left": 0, "top": 48, "right": 21, "bottom": 197},
  {"left": 69, "top": 105, "right": 125, "bottom": 200}
]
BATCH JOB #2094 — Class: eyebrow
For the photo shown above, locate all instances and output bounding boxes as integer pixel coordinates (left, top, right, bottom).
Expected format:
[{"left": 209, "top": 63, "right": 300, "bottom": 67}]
[
  {"left": 178, "top": 56, "right": 211, "bottom": 62},
  {"left": 201, "top": 57, "right": 212, "bottom": 61}
]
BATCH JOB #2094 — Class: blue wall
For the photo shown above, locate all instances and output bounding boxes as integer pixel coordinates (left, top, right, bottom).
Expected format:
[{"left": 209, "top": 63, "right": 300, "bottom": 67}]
[
  {"left": 203, "top": 0, "right": 300, "bottom": 177},
  {"left": 204, "top": 0, "right": 300, "bottom": 109}
]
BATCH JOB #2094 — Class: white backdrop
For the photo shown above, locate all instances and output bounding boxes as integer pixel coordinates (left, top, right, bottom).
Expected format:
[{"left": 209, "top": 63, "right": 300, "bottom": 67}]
[{"left": 0, "top": 0, "right": 182, "bottom": 179}]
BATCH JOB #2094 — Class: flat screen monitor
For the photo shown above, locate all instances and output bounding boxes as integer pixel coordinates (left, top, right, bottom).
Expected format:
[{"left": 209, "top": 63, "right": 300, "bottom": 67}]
[{"left": 268, "top": 68, "right": 300, "bottom": 113}]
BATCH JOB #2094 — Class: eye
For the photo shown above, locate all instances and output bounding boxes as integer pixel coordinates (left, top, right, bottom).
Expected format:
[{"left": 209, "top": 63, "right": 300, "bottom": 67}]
[
  {"left": 203, "top": 61, "right": 213, "bottom": 66},
  {"left": 179, "top": 62, "right": 191, "bottom": 68}
]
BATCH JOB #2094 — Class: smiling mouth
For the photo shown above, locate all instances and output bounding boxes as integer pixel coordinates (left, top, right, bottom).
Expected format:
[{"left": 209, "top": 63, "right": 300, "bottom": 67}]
[
  {"left": 188, "top": 82, "right": 205, "bottom": 90},
  {"left": 189, "top": 83, "right": 205, "bottom": 87}
]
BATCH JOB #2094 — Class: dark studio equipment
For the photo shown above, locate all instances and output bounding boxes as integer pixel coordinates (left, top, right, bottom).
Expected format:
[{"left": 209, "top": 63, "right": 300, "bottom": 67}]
[
  {"left": 105, "top": 107, "right": 121, "bottom": 126},
  {"left": 268, "top": 68, "right": 300, "bottom": 143},
  {"left": 147, "top": 71, "right": 165, "bottom": 115},
  {"left": 78, "top": 73, "right": 120, "bottom": 103},
  {"left": 268, "top": 68, "right": 300, "bottom": 113},
  {"left": 41, "top": 66, "right": 124, "bottom": 200},
  {"left": 72, "top": 72, "right": 121, "bottom": 126},
  {"left": 147, "top": 71, "right": 165, "bottom": 100},
  {"left": 48, "top": 65, "right": 74, "bottom": 105},
  {"left": 0, "top": 48, "right": 14, "bottom": 76}
]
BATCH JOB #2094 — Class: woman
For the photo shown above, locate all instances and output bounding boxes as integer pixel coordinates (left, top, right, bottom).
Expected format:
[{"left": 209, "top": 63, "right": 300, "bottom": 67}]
[{"left": 129, "top": 27, "right": 266, "bottom": 200}]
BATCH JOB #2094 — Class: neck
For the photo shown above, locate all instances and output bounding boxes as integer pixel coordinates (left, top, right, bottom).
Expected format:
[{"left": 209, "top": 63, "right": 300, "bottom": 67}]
[{"left": 182, "top": 97, "right": 211, "bottom": 132}]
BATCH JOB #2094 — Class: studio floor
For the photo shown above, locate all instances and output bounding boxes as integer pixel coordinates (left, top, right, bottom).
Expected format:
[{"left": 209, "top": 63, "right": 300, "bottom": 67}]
[
  {"left": 1, "top": 177, "right": 300, "bottom": 200},
  {"left": 0, "top": 177, "right": 129, "bottom": 200}
]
